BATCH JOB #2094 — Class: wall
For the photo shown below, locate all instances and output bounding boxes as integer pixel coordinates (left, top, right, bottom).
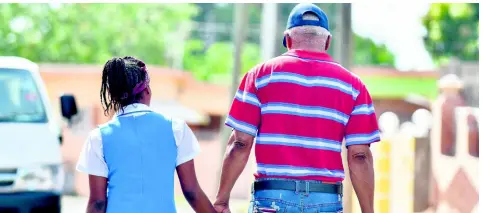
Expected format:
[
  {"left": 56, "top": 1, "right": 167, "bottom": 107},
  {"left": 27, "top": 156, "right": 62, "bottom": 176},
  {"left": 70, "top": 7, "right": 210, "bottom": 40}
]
[{"left": 430, "top": 99, "right": 479, "bottom": 212}]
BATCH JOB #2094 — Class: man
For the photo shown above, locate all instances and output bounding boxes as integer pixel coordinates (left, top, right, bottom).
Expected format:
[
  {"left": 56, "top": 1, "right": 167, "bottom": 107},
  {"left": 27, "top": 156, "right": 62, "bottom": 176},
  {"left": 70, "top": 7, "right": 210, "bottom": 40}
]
[{"left": 214, "top": 3, "right": 380, "bottom": 213}]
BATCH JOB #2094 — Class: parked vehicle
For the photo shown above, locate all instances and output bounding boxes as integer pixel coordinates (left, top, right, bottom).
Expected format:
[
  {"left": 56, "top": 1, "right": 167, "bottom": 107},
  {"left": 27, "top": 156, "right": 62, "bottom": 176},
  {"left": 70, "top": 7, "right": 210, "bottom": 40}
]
[{"left": 0, "top": 56, "right": 77, "bottom": 213}]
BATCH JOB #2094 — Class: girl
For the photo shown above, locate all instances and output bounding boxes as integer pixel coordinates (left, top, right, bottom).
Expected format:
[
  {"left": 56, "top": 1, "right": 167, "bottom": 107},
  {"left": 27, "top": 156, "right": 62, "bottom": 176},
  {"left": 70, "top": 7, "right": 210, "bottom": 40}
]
[{"left": 76, "top": 56, "right": 215, "bottom": 213}]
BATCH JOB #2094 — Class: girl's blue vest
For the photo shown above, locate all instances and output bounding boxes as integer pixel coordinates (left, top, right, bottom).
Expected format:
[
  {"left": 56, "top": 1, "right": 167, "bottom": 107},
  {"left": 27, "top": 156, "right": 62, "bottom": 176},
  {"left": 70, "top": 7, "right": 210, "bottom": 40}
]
[{"left": 100, "top": 111, "right": 177, "bottom": 213}]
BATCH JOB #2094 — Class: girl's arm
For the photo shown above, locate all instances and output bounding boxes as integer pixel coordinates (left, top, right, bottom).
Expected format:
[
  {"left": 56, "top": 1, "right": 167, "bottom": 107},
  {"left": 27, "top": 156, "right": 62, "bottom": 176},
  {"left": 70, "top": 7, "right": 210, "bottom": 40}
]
[
  {"left": 76, "top": 129, "right": 109, "bottom": 213},
  {"left": 176, "top": 160, "right": 216, "bottom": 213},
  {"left": 87, "top": 175, "right": 108, "bottom": 213}
]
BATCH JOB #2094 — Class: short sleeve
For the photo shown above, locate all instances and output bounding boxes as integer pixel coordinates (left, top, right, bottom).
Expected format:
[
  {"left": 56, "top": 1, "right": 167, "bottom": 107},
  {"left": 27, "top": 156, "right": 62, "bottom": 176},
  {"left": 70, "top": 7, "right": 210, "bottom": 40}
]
[
  {"left": 172, "top": 118, "right": 201, "bottom": 166},
  {"left": 344, "top": 84, "right": 381, "bottom": 147},
  {"left": 76, "top": 129, "right": 108, "bottom": 177},
  {"left": 225, "top": 71, "right": 261, "bottom": 136}
]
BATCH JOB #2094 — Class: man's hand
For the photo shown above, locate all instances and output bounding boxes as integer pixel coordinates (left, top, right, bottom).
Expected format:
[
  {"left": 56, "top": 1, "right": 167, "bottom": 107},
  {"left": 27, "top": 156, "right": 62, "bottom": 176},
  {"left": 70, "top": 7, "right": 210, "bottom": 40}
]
[
  {"left": 347, "top": 144, "right": 375, "bottom": 213},
  {"left": 213, "top": 199, "right": 231, "bottom": 213}
]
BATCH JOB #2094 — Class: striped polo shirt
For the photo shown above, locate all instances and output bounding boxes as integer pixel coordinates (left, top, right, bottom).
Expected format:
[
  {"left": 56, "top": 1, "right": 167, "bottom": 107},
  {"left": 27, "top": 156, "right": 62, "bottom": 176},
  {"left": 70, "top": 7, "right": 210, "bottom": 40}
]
[{"left": 225, "top": 49, "right": 381, "bottom": 182}]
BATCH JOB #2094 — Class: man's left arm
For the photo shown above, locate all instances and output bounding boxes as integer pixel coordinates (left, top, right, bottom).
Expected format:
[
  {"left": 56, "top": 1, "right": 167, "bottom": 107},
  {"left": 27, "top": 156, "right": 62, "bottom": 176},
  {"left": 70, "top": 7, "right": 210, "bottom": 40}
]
[{"left": 214, "top": 71, "right": 261, "bottom": 212}]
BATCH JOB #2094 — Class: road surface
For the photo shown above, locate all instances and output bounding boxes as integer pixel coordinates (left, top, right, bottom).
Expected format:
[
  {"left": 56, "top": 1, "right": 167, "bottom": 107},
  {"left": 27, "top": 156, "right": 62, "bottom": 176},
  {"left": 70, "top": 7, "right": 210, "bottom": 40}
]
[
  {"left": 62, "top": 196, "right": 196, "bottom": 213},
  {"left": 62, "top": 195, "right": 248, "bottom": 213}
]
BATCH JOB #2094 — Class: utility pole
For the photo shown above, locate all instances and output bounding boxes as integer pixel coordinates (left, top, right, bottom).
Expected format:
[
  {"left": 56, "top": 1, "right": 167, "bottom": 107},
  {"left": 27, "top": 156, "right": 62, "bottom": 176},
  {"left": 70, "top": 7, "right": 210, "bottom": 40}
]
[
  {"left": 332, "top": 3, "right": 354, "bottom": 213},
  {"left": 260, "top": 3, "right": 279, "bottom": 61},
  {"left": 173, "top": 21, "right": 191, "bottom": 70},
  {"left": 229, "top": 3, "right": 249, "bottom": 99},
  {"left": 203, "top": 7, "right": 217, "bottom": 50},
  {"left": 218, "top": 3, "right": 250, "bottom": 184}
]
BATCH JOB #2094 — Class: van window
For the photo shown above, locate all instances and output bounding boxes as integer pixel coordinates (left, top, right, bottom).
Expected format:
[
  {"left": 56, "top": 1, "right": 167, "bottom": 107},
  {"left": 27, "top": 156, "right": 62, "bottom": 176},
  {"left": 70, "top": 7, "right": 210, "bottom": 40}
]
[{"left": 0, "top": 68, "right": 47, "bottom": 123}]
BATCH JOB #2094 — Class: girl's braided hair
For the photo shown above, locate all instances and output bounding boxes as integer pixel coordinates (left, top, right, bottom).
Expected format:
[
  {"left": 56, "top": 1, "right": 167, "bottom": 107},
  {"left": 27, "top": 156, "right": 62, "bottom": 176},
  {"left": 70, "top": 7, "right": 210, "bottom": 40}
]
[{"left": 100, "top": 56, "right": 149, "bottom": 116}]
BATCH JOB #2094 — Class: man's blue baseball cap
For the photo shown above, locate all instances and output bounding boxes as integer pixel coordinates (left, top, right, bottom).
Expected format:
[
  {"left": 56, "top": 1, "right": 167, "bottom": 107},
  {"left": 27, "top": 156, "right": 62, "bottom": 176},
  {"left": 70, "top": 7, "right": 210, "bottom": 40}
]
[{"left": 283, "top": 3, "right": 330, "bottom": 48}]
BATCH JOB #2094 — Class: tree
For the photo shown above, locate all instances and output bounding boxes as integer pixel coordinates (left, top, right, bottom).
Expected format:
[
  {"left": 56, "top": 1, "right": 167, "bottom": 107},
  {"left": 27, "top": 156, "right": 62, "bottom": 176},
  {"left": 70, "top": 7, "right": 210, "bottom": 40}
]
[
  {"left": 0, "top": 3, "right": 198, "bottom": 65},
  {"left": 182, "top": 39, "right": 260, "bottom": 84},
  {"left": 354, "top": 36, "right": 395, "bottom": 67},
  {"left": 422, "top": 3, "right": 479, "bottom": 65}
]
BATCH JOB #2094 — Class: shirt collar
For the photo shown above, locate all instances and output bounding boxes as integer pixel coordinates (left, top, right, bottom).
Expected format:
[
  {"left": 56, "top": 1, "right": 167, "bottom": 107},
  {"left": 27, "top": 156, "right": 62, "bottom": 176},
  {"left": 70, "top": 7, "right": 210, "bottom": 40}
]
[
  {"left": 116, "top": 103, "right": 151, "bottom": 116},
  {"left": 283, "top": 49, "right": 334, "bottom": 62}
]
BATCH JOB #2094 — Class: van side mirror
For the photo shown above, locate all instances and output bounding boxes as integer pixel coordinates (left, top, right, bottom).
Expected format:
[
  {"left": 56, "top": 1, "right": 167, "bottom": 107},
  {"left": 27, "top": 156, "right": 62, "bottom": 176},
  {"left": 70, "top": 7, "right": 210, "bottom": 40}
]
[{"left": 60, "top": 94, "right": 78, "bottom": 121}]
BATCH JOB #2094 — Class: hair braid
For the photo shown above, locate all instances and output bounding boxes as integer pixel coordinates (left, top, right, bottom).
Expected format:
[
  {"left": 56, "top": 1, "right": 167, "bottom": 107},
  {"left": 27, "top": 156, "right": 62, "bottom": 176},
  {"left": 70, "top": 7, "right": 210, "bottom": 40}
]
[{"left": 100, "top": 56, "right": 148, "bottom": 116}]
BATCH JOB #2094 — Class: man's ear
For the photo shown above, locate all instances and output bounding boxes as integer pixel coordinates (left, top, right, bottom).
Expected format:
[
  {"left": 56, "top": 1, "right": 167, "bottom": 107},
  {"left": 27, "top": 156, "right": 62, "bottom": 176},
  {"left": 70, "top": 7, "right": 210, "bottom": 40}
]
[
  {"left": 284, "top": 31, "right": 291, "bottom": 49},
  {"left": 325, "top": 35, "right": 331, "bottom": 51}
]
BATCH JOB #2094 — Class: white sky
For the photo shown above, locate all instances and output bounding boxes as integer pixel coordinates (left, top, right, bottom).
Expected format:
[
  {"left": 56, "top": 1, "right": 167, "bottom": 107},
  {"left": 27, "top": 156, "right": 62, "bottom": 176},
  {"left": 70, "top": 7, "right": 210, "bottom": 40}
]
[{"left": 351, "top": 2, "right": 435, "bottom": 71}]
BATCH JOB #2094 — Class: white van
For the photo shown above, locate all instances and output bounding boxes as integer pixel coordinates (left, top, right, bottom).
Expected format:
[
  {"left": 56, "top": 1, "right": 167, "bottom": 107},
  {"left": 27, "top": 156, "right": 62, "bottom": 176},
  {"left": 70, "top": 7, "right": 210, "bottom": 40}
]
[{"left": 0, "top": 56, "right": 77, "bottom": 213}]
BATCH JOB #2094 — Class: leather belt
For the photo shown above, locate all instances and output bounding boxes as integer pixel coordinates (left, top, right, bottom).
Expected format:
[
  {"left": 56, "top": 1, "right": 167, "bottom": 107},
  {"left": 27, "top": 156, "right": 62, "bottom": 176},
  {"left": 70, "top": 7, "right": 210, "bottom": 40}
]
[{"left": 253, "top": 180, "right": 343, "bottom": 194}]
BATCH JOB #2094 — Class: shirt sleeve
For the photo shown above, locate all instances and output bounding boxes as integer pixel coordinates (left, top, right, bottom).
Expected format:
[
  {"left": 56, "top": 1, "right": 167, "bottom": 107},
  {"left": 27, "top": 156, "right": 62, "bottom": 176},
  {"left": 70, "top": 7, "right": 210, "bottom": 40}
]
[
  {"left": 225, "top": 71, "right": 261, "bottom": 136},
  {"left": 344, "top": 84, "right": 381, "bottom": 147},
  {"left": 172, "top": 118, "right": 201, "bottom": 166},
  {"left": 76, "top": 128, "right": 108, "bottom": 177}
]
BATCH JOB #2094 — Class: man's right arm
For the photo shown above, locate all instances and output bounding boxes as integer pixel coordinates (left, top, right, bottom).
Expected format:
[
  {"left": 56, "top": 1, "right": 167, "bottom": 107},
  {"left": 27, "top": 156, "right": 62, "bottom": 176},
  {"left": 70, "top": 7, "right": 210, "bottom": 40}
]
[
  {"left": 344, "top": 83, "right": 380, "bottom": 213},
  {"left": 214, "top": 70, "right": 261, "bottom": 212}
]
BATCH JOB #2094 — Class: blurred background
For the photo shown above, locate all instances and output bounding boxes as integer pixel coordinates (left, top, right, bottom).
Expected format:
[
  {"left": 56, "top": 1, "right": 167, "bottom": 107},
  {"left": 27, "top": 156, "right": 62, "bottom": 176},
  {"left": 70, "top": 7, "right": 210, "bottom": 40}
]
[{"left": 0, "top": 2, "right": 479, "bottom": 213}]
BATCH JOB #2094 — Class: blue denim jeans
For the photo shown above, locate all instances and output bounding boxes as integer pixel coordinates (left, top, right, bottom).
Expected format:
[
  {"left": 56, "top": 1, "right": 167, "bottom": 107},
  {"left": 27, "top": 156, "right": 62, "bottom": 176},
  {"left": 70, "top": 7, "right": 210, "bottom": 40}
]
[{"left": 248, "top": 178, "right": 343, "bottom": 213}]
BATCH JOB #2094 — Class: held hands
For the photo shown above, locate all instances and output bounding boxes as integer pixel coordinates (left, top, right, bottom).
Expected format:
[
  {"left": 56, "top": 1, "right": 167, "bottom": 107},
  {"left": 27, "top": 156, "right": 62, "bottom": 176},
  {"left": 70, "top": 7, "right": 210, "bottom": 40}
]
[{"left": 213, "top": 199, "right": 231, "bottom": 213}]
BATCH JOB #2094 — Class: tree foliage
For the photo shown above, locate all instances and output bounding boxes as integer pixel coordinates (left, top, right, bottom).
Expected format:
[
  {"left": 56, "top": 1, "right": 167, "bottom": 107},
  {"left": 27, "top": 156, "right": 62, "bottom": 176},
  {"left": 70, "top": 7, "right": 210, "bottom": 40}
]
[
  {"left": 354, "top": 36, "right": 395, "bottom": 67},
  {"left": 0, "top": 3, "right": 198, "bottom": 65},
  {"left": 422, "top": 3, "right": 479, "bottom": 64},
  {"left": 183, "top": 39, "right": 260, "bottom": 84}
]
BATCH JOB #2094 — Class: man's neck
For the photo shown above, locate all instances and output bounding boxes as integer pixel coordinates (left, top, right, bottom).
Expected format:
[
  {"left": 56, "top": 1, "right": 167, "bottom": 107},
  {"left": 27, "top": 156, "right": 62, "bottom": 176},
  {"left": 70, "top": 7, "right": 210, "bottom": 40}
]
[{"left": 289, "top": 47, "right": 326, "bottom": 53}]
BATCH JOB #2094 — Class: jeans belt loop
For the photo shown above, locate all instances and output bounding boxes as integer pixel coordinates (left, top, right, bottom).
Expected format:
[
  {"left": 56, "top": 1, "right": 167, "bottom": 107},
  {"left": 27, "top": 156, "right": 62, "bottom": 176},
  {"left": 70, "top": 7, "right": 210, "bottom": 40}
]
[
  {"left": 305, "top": 181, "right": 310, "bottom": 196},
  {"left": 295, "top": 181, "right": 299, "bottom": 195}
]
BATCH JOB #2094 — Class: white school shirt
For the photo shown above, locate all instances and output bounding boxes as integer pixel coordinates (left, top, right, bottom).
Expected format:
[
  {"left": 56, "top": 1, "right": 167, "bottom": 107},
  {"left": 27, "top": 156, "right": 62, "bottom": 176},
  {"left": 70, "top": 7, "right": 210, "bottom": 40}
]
[{"left": 76, "top": 103, "right": 201, "bottom": 177}]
